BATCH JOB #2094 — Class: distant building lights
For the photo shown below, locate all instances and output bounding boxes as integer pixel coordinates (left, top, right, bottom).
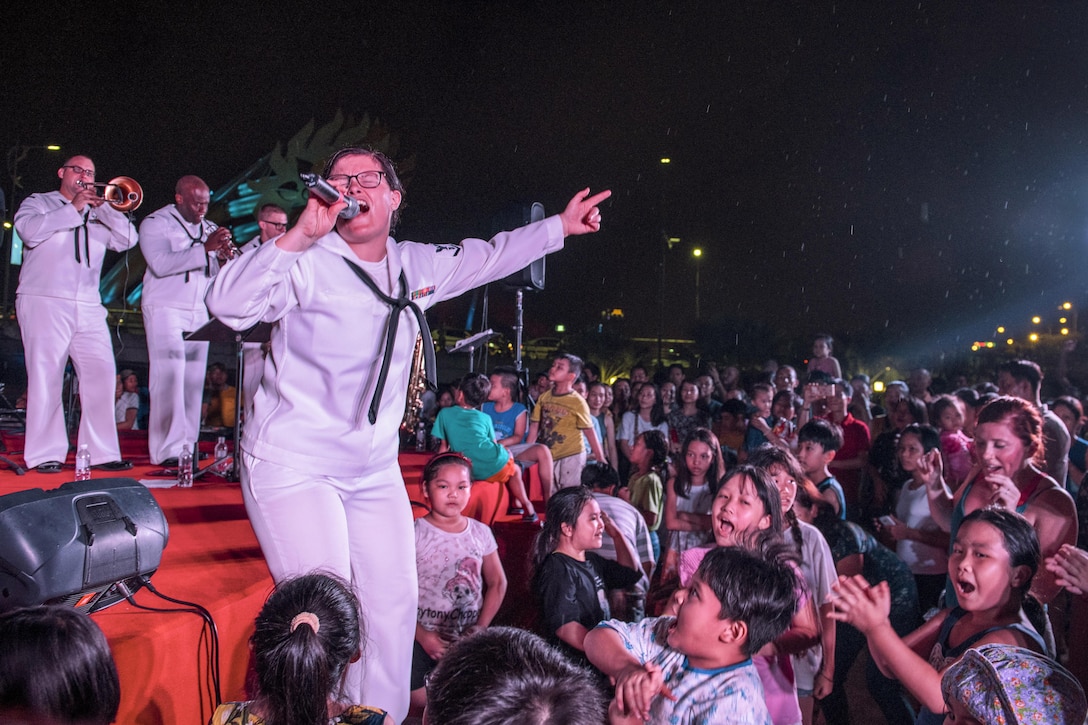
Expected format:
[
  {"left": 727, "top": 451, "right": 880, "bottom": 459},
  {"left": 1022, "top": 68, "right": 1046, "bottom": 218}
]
[
  {"left": 996, "top": 326, "right": 1006, "bottom": 334},
  {"left": 1007, "top": 338, "right": 1015, "bottom": 345},
  {"left": 1063, "top": 302, "right": 1073, "bottom": 310},
  {"left": 1032, "top": 316, "right": 1042, "bottom": 325}
]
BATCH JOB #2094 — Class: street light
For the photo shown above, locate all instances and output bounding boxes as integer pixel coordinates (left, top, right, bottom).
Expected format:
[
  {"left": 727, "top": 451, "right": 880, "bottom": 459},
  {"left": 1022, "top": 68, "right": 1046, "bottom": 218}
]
[
  {"left": 692, "top": 247, "right": 703, "bottom": 320},
  {"left": 657, "top": 234, "right": 679, "bottom": 366},
  {"left": 1060, "top": 302, "right": 1077, "bottom": 335},
  {"left": 656, "top": 156, "right": 674, "bottom": 367},
  {"left": 7, "top": 144, "right": 62, "bottom": 210}
]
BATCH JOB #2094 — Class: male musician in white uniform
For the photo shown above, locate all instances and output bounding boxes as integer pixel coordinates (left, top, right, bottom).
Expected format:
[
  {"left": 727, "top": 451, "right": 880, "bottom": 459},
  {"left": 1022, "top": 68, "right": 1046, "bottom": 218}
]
[
  {"left": 206, "top": 146, "right": 609, "bottom": 722},
  {"left": 238, "top": 202, "right": 288, "bottom": 254},
  {"left": 139, "top": 175, "right": 233, "bottom": 465},
  {"left": 236, "top": 203, "right": 288, "bottom": 423},
  {"left": 14, "top": 155, "right": 137, "bottom": 473}
]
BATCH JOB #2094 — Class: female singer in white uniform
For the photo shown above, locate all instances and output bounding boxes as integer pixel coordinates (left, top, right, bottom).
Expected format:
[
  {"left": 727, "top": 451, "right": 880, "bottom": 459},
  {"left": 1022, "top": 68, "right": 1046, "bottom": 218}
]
[{"left": 206, "top": 146, "right": 609, "bottom": 722}]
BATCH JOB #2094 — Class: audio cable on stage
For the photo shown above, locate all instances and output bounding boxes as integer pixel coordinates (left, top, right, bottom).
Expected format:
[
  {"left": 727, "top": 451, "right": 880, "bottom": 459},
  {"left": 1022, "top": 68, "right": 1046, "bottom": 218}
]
[{"left": 116, "top": 578, "right": 223, "bottom": 710}]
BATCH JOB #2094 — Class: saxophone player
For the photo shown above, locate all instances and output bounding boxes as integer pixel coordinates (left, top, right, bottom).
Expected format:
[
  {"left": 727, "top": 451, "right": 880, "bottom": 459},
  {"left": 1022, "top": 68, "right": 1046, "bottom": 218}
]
[
  {"left": 206, "top": 145, "right": 610, "bottom": 722},
  {"left": 239, "top": 203, "right": 289, "bottom": 253},
  {"left": 14, "top": 155, "right": 137, "bottom": 473}
]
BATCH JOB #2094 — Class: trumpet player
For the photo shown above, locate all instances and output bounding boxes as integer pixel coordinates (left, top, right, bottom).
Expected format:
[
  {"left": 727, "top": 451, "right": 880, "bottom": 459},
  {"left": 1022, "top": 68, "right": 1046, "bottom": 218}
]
[
  {"left": 13, "top": 155, "right": 136, "bottom": 473},
  {"left": 139, "top": 175, "right": 232, "bottom": 466}
]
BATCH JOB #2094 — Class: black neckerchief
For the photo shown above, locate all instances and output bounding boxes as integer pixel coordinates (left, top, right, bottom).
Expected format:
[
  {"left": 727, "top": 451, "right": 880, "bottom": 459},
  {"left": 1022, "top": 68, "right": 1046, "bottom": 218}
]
[
  {"left": 342, "top": 257, "right": 437, "bottom": 424},
  {"left": 170, "top": 212, "right": 208, "bottom": 282},
  {"left": 73, "top": 209, "right": 90, "bottom": 266}
]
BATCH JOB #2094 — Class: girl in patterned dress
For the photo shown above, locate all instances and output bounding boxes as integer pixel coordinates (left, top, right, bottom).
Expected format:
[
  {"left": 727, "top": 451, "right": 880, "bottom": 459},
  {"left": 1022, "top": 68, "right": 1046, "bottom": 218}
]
[{"left": 409, "top": 453, "right": 507, "bottom": 712}]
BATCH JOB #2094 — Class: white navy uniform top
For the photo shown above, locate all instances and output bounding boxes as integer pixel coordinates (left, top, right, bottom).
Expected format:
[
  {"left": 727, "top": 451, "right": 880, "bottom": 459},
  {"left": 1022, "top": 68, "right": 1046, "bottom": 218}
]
[
  {"left": 206, "top": 215, "right": 565, "bottom": 478},
  {"left": 237, "top": 234, "right": 263, "bottom": 255},
  {"left": 15, "top": 191, "right": 137, "bottom": 300},
  {"left": 139, "top": 203, "right": 221, "bottom": 311}
]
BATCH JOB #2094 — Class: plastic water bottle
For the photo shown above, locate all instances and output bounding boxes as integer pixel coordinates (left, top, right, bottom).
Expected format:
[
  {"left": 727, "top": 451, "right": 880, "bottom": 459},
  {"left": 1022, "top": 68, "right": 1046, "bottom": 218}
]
[
  {"left": 213, "top": 436, "right": 229, "bottom": 475},
  {"left": 178, "top": 443, "right": 193, "bottom": 488},
  {"left": 75, "top": 444, "right": 91, "bottom": 481},
  {"left": 415, "top": 421, "right": 427, "bottom": 452}
]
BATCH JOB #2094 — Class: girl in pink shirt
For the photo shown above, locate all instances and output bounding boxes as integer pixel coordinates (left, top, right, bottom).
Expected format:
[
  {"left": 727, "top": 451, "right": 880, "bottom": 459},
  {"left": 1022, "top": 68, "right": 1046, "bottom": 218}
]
[{"left": 676, "top": 465, "right": 820, "bottom": 725}]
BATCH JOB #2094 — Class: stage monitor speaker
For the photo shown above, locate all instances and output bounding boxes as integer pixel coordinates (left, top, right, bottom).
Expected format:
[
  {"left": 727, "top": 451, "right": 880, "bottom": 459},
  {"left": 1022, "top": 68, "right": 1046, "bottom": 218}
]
[
  {"left": 0, "top": 478, "right": 169, "bottom": 613},
  {"left": 494, "top": 202, "right": 546, "bottom": 291}
]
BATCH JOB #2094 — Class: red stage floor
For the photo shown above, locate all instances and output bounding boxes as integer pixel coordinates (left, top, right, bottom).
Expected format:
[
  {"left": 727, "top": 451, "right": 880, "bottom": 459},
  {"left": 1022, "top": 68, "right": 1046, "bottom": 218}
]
[{"left": 0, "top": 434, "right": 542, "bottom": 724}]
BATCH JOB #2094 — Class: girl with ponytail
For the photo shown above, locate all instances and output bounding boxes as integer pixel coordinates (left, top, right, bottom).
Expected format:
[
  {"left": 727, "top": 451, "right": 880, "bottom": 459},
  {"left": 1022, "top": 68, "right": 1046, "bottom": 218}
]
[{"left": 211, "top": 573, "right": 392, "bottom": 725}]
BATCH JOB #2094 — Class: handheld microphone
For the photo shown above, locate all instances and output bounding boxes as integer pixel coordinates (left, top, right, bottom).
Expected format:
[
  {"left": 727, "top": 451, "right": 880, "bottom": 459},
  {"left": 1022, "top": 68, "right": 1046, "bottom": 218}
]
[{"left": 299, "top": 173, "right": 360, "bottom": 219}]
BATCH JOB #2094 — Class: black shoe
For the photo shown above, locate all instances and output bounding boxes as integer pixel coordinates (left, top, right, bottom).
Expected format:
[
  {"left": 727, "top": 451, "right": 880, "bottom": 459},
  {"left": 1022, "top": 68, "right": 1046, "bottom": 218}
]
[
  {"left": 92, "top": 460, "right": 133, "bottom": 472},
  {"left": 36, "top": 461, "right": 63, "bottom": 474},
  {"left": 160, "top": 457, "right": 179, "bottom": 467}
]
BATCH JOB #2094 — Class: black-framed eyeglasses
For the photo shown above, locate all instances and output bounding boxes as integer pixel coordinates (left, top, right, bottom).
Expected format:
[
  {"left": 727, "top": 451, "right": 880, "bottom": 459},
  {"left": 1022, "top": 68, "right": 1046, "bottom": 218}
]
[
  {"left": 61, "top": 165, "right": 95, "bottom": 178},
  {"left": 260, "top": 220, "right": 288, "bottom": 231},
  {"left": 326, "top": 170, "right": 386, "bottom": 190}
]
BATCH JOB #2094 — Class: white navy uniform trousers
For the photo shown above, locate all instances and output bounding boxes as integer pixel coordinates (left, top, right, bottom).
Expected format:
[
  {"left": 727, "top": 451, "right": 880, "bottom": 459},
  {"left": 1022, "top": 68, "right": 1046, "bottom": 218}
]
[
  {"left": 14, "top": 192, "right": 137, "bottom": 468},
  {"left": 139, "top": 205, "right": 220, "bottom": 463},
  {"left": 206, "top": 216, "right": 566, "bottom": 723}
]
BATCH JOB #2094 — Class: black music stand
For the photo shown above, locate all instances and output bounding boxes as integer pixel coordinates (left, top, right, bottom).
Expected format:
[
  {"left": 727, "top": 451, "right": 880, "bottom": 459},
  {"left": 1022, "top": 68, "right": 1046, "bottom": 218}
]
[
  {"left": 447, "top": 329, "right": 500, "bottom": 373},
  {"left": 184, "top": 319, "right": 274, "bottom": 481}
]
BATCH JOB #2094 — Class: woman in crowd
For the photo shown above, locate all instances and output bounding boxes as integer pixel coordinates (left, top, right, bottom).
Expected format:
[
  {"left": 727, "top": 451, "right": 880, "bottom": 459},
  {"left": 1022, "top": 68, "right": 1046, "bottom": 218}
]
[
  {"left": 617, "top": 382, "right": 669, "bottom": 462},
  {"left": 865, "top": 394, "right": 929, "bottom": 518},
  {"left": 925, "top": 396, "right": 1077, "bottom": 651},
  {"left": 666, "top": 379, "right": 710, "bottom": 454}
]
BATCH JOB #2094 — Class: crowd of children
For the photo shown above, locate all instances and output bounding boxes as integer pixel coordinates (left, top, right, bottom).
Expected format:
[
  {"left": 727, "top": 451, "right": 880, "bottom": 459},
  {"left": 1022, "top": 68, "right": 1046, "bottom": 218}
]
[
  {"left": 398, "top": 341, "right": 1088, "bottom": 723},
  {"left": 11, "top": 342, "right": 1088, "bottom": 724}
]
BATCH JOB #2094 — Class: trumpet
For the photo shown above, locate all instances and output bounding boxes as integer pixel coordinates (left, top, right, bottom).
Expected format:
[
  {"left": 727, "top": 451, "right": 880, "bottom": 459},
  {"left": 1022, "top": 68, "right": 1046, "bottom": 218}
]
[
  {"left": 214, "top": 228, "right": 243, "bottom": 263},
  {"left": 79, "top": 176, "right": 143, "bottom": 212},
  {"left": 218, "top": 243, "right": 242, "bottom": 262}
]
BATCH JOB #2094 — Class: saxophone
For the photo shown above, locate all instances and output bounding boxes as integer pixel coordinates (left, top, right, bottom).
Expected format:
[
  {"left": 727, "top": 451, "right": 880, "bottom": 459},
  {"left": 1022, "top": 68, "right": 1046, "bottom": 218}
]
[{"left": 401, "top": 333, "right": 428, "bottom": 434}]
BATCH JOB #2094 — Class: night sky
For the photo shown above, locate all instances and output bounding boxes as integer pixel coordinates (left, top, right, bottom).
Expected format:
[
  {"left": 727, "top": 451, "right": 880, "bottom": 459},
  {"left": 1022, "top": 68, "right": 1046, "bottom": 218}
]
[{"left": 5, "top": 2, "right": 1088, "bottom": 365}]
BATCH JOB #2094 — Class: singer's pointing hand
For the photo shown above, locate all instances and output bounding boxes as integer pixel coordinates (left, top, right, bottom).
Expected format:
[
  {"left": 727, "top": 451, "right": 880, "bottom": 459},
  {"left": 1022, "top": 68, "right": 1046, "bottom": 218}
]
[
  {"left": 560, "top": 188, "right": 612, "bottom": 237},
  {"left": 276, "top": 195, "right": 347, "bottom": 253}
]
